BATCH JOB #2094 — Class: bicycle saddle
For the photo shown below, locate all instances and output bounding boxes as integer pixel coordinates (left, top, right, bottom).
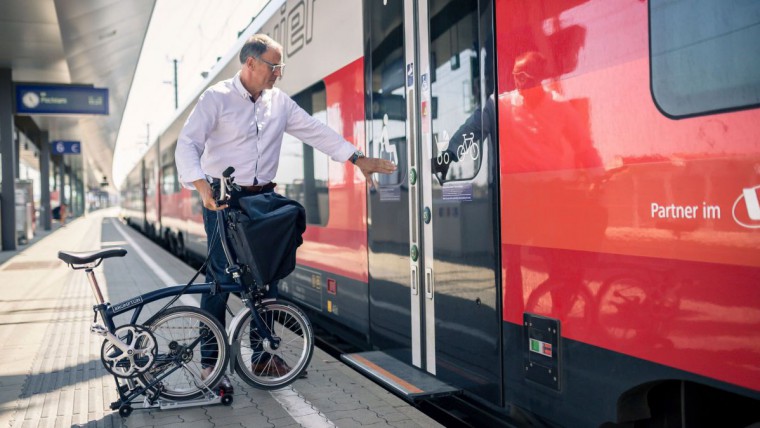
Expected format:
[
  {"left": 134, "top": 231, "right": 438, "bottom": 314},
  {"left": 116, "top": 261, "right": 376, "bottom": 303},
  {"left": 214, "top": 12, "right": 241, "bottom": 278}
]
[{"left": 58, "top": 248, "right": 128, "bottom": 265}]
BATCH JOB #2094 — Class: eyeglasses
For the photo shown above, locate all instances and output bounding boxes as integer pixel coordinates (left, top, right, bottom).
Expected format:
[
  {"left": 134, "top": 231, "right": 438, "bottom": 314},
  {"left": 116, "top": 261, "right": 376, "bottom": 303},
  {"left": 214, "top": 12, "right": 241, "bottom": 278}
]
[
  {"left": 512, "top": 70, "right": 535, "bottom": 83},
  {"left": 255, "top": 56, "right": 286, "bottom": 75}
]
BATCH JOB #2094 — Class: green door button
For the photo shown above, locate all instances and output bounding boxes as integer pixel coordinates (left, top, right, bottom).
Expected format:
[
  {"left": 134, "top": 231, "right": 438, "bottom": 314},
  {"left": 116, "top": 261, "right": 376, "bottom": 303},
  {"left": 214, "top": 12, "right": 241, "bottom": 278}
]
[
  {"left": 410, "top": 245, "right": 419, "bottom": 262},
  {"left": 423, "top": 207, "right": 431, "bottom": 224}
]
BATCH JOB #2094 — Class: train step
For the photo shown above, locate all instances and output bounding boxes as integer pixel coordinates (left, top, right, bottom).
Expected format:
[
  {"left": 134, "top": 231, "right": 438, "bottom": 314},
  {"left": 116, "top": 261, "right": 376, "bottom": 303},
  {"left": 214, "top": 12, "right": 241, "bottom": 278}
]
[{"left": 341, "top": 351, "right": 460, "bottom": 402}]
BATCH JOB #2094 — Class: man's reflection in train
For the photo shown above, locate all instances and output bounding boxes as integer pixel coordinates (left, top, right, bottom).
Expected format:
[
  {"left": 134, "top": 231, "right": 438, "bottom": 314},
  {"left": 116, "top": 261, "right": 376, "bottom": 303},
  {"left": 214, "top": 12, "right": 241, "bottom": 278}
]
[
  {"left": 500, "top": 51, "right": 605, "bottom": 329},
  {"left": 434, "top": 50, "right": 603, "bottom": 178}
]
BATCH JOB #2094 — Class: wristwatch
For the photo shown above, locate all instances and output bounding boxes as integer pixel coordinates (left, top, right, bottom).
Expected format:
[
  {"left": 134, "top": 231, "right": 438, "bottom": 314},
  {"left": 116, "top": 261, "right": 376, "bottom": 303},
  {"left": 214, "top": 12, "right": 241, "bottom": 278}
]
[{"left": 349, "top": 150, "right": 365, "bottom": 164}]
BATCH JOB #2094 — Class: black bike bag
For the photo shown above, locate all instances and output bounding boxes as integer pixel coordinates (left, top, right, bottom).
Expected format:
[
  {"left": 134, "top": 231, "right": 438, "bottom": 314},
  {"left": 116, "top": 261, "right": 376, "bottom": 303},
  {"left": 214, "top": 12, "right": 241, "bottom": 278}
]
[{"left": 226, "top": 192, "right": 306, "bottom": 287}]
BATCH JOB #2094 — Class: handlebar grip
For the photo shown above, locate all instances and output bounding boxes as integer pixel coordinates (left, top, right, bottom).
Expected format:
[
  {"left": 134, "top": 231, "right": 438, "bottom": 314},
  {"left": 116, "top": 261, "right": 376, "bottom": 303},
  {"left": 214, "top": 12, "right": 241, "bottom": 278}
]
[{"left": 222, "top": 166, "right": 235, "bottom": 178}]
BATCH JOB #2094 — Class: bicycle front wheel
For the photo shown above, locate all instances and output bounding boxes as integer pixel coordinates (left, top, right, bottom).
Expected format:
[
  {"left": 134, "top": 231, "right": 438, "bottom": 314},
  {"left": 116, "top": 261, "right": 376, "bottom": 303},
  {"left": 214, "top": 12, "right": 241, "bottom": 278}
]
[
  {"left": 139, "top": 306, "right": 229, "bottom": 400},
  {"left": 231, "top": 300, "right": 313, "bottom": 389}
]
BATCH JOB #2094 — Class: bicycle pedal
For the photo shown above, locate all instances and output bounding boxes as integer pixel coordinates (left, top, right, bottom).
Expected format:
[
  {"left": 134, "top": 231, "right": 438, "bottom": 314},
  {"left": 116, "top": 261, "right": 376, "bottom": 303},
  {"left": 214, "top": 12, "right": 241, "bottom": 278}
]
[{"left": 90, "top": 323, "right": 108, "bottom": 336}]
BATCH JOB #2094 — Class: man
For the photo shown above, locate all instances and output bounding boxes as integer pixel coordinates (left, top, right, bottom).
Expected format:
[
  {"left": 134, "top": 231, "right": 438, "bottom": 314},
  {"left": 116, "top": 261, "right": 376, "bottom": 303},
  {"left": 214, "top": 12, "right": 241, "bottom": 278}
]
[{"left": 175, "top": 34, "right": 396, "bottom": 385}]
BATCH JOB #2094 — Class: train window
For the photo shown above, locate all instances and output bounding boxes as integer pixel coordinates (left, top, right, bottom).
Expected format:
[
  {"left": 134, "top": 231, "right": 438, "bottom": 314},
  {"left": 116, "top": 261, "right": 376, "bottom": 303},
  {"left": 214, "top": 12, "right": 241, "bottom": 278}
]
[
  {"left": 161, "top": 164, "right": 178, "bottom": 195},
  {"left": 650, "top": 0, "right": 760, "bottom": 118},
  {"left": 429, "top": 0, "right": 484, "bottom": 182},
  {"left": 125, "top": 166, "right": 143, "bottom": 212},
  {"left": 161, "top": 142, "right": 180, "bottom": 195},
  {"left": 144, "top": 160, "right": 156, "bottom": 198},
  {"left": 280, "top": 81, "right": 330, "bottom": 226}
]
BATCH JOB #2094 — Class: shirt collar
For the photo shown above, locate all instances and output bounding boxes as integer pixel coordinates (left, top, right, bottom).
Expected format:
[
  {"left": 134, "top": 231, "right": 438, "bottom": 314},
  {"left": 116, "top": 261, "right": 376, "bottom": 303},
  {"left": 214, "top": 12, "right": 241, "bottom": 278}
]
[
  {"left": 232, "top": 72, "right": 252, "bottom": 101},
  {"left": 233, "top": 71, "right": 271, "bottom": 104}
]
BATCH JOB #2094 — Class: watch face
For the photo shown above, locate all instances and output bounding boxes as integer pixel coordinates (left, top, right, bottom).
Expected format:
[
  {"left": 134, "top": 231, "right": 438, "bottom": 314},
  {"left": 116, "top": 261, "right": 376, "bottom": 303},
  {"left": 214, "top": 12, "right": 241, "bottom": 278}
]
[
  {"left": 22, "top": 91, "right": 40, "bottom": 108},
  {"left": 351, "top": 151, "right": 364, "bottom": 164}
]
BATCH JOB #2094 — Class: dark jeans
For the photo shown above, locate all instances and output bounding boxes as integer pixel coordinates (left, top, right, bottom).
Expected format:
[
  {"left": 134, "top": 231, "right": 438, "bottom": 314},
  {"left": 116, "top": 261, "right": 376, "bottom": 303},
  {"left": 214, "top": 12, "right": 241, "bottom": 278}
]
[{"left": 200, "top": 188, "right": 277, "bottom": 367}]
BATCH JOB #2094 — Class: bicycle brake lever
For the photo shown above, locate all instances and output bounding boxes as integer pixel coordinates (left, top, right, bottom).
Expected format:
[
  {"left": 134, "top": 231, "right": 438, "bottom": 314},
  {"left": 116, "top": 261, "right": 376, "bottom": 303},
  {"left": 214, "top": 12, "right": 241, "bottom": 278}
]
[{"left": 225, "top": 175, "right": 241, "bottom": 193}]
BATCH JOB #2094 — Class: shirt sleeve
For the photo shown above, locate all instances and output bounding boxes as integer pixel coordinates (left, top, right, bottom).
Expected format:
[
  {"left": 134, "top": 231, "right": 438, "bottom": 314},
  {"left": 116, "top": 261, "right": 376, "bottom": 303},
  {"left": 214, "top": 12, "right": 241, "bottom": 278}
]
[
  {"left": 283, "top": 96, "right": 357, "bottom": 162},
  {"left": 175, "top": 90, "right": 218, "bottom": 189}
]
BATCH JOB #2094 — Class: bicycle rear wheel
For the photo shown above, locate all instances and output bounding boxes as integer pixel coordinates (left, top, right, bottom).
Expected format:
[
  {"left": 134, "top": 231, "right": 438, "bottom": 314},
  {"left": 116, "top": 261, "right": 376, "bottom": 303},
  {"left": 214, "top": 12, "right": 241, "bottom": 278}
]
[
  {"left": 231, "top": 300, "right": 313, "bottom": 389},
  {"left": 139, "top": 306, "right": 229, "bottom": 400}
]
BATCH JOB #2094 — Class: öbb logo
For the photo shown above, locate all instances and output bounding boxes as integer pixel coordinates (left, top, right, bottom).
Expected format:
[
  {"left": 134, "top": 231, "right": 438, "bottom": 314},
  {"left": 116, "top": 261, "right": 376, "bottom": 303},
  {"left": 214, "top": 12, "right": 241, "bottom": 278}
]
[{"left": 732, "top": 185, "right": 760, "bottom": 229}]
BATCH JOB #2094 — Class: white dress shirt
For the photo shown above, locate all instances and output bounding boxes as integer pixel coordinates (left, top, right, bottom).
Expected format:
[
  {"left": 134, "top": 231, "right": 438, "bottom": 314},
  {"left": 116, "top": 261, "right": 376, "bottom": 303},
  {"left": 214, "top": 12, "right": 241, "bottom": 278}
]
[{"left": 176, "top": 72, "right": 357, "bottom": 188}]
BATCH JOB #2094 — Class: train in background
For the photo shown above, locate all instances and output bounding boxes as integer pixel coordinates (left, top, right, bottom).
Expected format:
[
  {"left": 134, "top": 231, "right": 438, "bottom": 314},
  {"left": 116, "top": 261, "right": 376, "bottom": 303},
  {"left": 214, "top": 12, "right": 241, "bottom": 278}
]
[{"left": 121, "top": 0, "right": 760, "bottom": 426}]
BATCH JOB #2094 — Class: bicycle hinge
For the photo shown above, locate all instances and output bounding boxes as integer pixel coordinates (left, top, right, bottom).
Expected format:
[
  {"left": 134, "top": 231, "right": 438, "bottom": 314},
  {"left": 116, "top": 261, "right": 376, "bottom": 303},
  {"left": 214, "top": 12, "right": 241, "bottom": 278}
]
[{"left": 225, "top": 266, "right": 242, "bottom": 281}]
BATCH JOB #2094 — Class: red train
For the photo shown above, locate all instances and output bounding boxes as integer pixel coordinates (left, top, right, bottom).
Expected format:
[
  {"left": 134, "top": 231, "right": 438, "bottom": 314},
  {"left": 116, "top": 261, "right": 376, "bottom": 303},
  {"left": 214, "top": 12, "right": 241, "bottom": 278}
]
[{"left": 121, "top": 0, "right": 760, "bottom": 426}]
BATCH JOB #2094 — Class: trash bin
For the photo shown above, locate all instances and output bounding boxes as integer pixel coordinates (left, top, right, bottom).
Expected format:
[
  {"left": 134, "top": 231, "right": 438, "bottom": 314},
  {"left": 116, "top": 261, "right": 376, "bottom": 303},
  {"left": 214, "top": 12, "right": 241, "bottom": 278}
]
[{"left": 15, "top": 189, "right": 30, "bottom": 244}]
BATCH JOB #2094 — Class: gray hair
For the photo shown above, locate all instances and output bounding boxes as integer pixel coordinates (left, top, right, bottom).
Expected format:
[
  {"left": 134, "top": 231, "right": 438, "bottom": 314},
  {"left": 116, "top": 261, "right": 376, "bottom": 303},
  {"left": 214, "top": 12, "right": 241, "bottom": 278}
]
[{"left": 239, "top": 34, "right": 282, "bottom": 63}]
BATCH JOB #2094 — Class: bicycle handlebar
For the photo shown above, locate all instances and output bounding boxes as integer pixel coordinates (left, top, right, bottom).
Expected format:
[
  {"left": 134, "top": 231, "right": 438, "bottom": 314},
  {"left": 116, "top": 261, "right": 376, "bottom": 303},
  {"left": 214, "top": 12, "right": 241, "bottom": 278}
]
[{"left": 216, "top": 166, "right": 238, "bottom": 207}]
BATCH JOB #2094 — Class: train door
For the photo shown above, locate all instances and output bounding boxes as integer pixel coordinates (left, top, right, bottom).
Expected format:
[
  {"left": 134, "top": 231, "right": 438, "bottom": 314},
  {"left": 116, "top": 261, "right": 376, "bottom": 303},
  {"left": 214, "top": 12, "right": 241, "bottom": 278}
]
[{"left": 365, "top": 0, "right": 501, "bottom": 404}]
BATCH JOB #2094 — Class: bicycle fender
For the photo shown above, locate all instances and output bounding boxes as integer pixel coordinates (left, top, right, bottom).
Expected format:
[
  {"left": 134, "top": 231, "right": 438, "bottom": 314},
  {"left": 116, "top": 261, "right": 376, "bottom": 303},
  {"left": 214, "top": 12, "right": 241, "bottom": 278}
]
[
  {"left": 227, "top": 307, "right": 251, "bottom": 346},
  {"left": 229, "top": 340, "right": 240, "bottom": 374}
]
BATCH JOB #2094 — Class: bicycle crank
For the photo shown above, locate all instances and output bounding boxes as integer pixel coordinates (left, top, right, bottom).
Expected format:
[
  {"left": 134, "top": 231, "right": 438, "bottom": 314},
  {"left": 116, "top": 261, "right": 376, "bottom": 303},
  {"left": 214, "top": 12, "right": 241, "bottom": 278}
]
[{"left": 100, "top": 324, "right": 158, "bottom": 378}]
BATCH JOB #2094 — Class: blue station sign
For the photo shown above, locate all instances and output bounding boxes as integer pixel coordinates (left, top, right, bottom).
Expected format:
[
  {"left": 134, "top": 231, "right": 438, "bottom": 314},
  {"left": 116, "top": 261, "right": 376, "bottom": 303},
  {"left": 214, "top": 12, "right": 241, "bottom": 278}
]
[
  {"left": 51, "top": 141, "right": 81, "bottom": 155},
  {"left": 15, "top": 84, "right": 109, "bottom": 115}
]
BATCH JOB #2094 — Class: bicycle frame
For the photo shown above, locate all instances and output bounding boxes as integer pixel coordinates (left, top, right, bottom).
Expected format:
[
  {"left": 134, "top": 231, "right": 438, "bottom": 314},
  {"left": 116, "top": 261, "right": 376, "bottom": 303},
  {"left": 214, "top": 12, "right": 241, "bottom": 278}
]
[
  {"left": 87, "top": 261, "right": 273, "bottom": 350},
  {"left": 100, "top": 282, "right": 242, "bottom": 331}
]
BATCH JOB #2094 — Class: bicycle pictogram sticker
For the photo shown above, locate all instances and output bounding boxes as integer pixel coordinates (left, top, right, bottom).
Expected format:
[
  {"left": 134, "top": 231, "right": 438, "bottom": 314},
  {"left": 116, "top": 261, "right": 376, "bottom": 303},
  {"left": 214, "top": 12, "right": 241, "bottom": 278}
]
[{"left": 456, "top": 132, "right": 480, "bottom": 161}]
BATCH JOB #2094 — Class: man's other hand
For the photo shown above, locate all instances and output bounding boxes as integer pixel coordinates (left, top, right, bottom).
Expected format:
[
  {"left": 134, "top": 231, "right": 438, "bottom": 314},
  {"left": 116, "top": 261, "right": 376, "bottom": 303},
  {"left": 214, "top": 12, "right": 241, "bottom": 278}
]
[{"left": 194, "top": 179, "right": 228, "bottom": 211}]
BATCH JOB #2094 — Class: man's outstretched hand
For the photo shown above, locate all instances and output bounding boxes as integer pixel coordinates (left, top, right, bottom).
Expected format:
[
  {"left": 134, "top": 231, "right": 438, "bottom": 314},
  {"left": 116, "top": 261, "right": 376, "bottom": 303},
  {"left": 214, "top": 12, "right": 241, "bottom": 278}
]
[{"left": 354, "top": 157, "right": 397, "bottom": 187}]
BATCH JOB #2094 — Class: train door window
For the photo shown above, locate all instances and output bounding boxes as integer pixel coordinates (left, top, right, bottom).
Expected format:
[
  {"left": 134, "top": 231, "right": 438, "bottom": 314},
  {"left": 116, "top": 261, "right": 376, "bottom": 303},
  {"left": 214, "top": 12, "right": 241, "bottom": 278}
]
[
  {"left": 650, "top": 0, "right": 760, "bottom": 118},
  {"left": 429, "top": 0, "right": 485, "bottom": 183},
  {"left": 368, "top": 0, "right": 407, "bottom": 188},
  {"left": 281, "top": 81, "right": 330, "bottom": 226}
]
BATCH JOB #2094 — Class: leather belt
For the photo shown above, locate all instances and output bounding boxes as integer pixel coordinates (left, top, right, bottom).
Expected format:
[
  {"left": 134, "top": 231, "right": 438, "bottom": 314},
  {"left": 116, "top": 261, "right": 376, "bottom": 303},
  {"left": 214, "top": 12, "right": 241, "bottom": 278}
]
[
  {"left": 210, "top": 177, "right": 276, "bottom": 193},
  {"left": 238, "top": 182, "right": 276, "bottom": 193}
]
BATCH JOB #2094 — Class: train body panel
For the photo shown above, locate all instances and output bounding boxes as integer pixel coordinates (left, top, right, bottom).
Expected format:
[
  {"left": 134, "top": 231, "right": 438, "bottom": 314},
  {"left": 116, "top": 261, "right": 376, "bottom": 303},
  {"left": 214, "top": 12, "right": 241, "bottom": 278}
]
[
  {"left": 495, "top": 0, "right": 760, "bottom": 400},
  {"left": 120, "top": 0, "right": 760, "bottom": 426}
]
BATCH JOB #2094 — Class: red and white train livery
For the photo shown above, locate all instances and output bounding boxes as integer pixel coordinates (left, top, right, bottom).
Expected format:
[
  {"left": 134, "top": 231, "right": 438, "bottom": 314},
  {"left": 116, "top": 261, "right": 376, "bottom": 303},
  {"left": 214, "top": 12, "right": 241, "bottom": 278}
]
[{"left": 121, "top": 0, "right": 760, "bottom": 426}]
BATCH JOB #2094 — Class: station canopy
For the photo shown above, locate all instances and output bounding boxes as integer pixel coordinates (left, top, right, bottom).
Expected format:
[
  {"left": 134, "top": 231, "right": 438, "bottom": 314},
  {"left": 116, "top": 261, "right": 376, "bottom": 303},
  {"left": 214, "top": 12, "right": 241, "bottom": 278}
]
[{"left": 0, "top": 0, "right": 155, "bottom": 190}]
